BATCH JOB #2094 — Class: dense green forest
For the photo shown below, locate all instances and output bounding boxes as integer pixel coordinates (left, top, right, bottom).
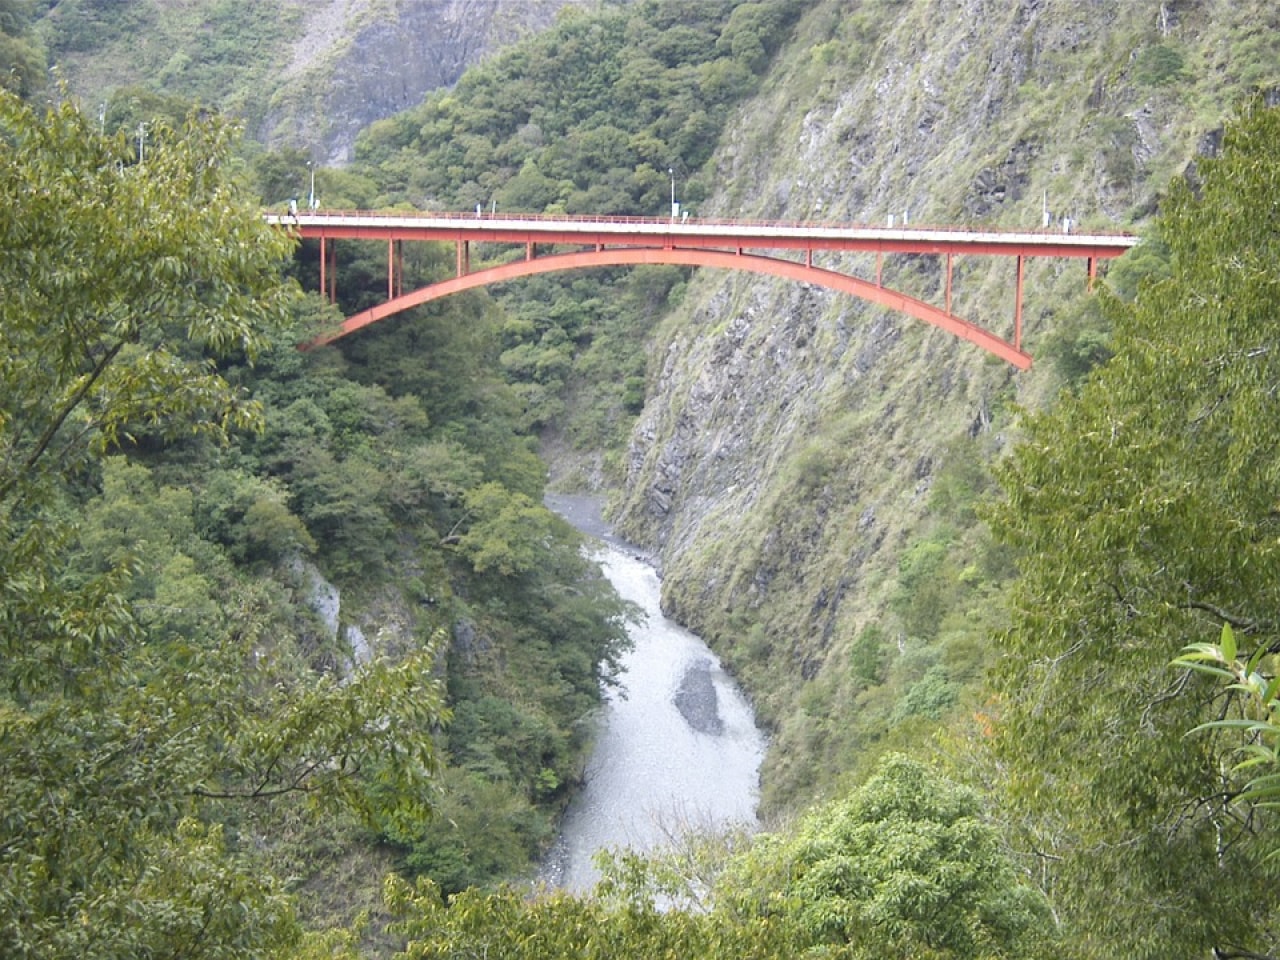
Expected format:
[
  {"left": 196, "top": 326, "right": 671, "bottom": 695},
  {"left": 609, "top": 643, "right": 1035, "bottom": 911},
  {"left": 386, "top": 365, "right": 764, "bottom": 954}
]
[{"left": 5, "top": 0, "right": 1280, "bottom": 957}]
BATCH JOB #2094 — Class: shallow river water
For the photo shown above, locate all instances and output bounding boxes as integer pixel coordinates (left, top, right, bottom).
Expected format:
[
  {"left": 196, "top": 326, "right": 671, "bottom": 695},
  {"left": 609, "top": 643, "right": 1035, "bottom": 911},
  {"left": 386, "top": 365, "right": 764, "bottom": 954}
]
[{"left": 541, "top": 496, "right": 766, "bottom": 892}]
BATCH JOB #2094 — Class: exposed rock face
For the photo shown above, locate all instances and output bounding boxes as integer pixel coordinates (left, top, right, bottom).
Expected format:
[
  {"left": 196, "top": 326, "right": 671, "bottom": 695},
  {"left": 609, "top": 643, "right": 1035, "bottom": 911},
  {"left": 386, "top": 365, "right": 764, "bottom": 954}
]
[
  {"left": 264, "top": 0, "right": 588, "bottom": 163},
  {"left": 288, "top": 554, "right": 418, "bottom": 675}
]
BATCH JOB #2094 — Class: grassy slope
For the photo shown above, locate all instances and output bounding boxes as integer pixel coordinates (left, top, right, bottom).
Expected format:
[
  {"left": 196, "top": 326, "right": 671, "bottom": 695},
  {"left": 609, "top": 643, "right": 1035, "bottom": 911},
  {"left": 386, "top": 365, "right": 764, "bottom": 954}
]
[{"left": 39, "top": 0, "right": 306, "bottom": 123}]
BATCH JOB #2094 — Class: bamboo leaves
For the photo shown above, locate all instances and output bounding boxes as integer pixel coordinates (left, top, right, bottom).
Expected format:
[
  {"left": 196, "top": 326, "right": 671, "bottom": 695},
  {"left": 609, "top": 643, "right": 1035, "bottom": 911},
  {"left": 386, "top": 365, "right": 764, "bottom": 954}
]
[{"left": 1174, "top": 624, "right": 1280, "bottom": 812}]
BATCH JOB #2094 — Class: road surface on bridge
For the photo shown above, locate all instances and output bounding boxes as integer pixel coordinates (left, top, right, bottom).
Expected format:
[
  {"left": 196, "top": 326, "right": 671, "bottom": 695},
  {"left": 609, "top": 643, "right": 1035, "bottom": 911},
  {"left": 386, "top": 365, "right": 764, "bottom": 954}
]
[{"left": 266, "top": 210, "right": 1137, "bottom": 259}]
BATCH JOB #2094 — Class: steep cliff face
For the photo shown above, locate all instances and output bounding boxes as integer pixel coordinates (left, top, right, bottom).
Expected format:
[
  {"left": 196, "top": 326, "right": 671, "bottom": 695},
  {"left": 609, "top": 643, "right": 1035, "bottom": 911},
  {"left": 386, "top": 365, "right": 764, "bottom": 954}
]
[
  {"left": 263, "top": 0, "right": 589, "bottom": 162},
  {"left": 613, "top": 0, "right": 1280, "bottom": 807}
]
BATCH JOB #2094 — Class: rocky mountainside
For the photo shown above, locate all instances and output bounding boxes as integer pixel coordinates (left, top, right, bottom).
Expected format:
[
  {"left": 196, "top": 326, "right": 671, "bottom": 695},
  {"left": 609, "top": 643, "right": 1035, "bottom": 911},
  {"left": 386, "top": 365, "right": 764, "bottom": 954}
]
[
  {"left": 40, "top": 0, "right": 587, "bottom": 162},
  {"left": 611, "top": 0, "right": 1280, "bottom": 807},
  {"left": 262, "top": 0, "right": 591, "bottom": 162}
]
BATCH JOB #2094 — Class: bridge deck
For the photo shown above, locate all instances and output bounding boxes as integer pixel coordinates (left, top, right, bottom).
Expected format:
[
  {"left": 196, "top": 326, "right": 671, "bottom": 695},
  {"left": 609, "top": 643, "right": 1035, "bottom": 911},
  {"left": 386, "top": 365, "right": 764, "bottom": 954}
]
[{"left": 266, "top": 211, "right": 1138, "bottom": 259}]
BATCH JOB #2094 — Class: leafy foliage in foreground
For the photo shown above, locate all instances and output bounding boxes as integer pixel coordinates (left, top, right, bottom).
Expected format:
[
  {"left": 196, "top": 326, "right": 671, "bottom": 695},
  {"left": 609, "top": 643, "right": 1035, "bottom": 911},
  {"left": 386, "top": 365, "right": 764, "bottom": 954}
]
[
  {"left": 987, "top": 99, "right": 1280, "bottom": 959},
  {"left": 1174, "top": 624, "right": 1280, "bottom": 817},
  {"left": 380, "top": 754, "right": 1051, "bottom": 960},
  {"left": 720, "top": 755, "right": 1052, "bottom": 959},
  {"left": 0, "top": 89, "right": 444, "bottom": 959}
]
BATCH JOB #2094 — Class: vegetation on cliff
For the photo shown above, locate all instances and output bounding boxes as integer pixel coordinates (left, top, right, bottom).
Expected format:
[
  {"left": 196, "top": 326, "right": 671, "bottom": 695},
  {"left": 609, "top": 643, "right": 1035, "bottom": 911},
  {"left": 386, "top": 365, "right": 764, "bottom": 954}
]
[
  {"left": 32, "top": 0, "right": 581, "bottom": 162},
  {"left": 611, "top": 0, "right": 1280, "bottom": 819}
]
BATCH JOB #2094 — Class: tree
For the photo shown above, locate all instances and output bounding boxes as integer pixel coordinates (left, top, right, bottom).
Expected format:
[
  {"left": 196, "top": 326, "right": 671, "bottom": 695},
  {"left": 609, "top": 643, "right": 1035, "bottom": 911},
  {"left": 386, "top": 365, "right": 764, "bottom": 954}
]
[
  {"left": 0, "top": 91, "right": 292, "bottom": 498},
  {"left": 0, "top": 90, "right": 445, "bottom": 959},
  {"left": 383, "top": 873, "right": 795, "bottom": 960},
  {"left": 987, "top": 99, "right": 1280, "bottom": 959},
  {"left": 719, "top": 754, "right": 1052, "bottom": 959}
]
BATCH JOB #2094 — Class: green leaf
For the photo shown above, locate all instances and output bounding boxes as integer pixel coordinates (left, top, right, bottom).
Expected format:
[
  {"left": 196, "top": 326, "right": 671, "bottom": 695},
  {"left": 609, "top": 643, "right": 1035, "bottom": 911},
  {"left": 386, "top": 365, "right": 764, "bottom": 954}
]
[{"left": 1221, "top": 622, "right": 1237, "bottom": 664}]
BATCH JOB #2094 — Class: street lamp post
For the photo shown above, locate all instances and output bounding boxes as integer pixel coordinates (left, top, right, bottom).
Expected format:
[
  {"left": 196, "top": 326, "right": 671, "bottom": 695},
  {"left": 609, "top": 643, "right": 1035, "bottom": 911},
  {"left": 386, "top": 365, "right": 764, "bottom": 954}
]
[
  {"left": 669, "top": 167, "right": 676, "bottom": 220},
  {"left": 307, "top": 161, "right": 317, "bottom": 211}
]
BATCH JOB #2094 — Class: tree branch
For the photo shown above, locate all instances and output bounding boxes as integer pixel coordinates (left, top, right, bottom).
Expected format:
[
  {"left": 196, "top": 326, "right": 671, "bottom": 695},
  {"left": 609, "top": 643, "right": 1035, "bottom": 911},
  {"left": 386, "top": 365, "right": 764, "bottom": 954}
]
[
  {"left": 191, "top": 754, "right": 360, "bottom": 802},
  {"left": 0, "top": 336, "right": 127, "bottom": 502},
  {"left": 1183, "top": 599, "right": 1270, "bottom": 633}
]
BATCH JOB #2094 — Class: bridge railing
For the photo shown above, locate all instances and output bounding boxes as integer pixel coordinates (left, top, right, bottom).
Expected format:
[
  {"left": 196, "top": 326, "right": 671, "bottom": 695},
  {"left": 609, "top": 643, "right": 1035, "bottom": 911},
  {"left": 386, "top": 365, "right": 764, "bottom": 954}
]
[{"left": 276, "top": 207, "right": 1137, "bottom": 241}]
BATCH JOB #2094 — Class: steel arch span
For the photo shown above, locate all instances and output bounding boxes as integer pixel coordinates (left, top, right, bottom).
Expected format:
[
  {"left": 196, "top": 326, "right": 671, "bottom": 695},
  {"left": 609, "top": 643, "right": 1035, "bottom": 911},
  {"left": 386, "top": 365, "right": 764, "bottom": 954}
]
[
  {"left": 276, "top": 211, "right": 1138, "bottom": 368},
  {"left": 310, "top": 246, "right": 1033, "bottom": 368}
]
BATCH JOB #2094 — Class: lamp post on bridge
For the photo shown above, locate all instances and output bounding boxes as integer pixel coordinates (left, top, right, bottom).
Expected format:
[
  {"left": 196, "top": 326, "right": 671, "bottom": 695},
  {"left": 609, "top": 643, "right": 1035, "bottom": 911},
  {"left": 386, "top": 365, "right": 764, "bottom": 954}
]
[
  {"left": 307, "top": 160, "right": 317, "bottom": 211},
  {"left": 669, "top": 166, "right": 679, "bottom": 221}
]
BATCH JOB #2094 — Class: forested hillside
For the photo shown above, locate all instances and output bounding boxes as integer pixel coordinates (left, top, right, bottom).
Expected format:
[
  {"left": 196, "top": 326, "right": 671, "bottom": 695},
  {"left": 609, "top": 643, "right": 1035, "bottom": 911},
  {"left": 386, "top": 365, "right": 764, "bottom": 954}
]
[{"left": 6, "top": 0, "right": 1280, "bottom": 957}]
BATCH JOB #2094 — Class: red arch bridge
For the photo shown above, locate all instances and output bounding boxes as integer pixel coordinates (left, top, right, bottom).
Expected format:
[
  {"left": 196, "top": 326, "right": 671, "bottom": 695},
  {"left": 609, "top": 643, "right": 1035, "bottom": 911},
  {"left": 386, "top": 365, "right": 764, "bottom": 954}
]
[{"left": 267, "top": 211, "right": 1139, "bottom": 370}]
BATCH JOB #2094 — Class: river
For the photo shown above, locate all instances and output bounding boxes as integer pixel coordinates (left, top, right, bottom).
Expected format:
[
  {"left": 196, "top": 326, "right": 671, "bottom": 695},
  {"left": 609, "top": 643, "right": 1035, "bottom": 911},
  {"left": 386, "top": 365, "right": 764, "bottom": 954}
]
[{"left": 541, "top": 495, "right": 766, "bottom": 893}]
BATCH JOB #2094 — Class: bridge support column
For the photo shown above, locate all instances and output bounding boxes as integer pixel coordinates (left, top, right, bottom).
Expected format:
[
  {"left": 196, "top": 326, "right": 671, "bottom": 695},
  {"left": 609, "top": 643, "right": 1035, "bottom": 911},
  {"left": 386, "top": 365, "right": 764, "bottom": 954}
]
[
  {"left": 1087, "top": 255, "right": 1097, "bottom": 290},
  {"left": 876, "top": 252, "right": 883, "bottom": 287},
  {"left": 318, "top": 235, "right": 338, "bottom": 304},
  {"left": 329, "top": 239, "right": 337, "bottom": 302},
  {"left": 1014, "top": 255, "right": 1024, "bottom": 352},
  {"left": 396, "top": 240, "right": 403, "bottom": 297},
  {"left": 945, "top": 253, "right": 953, "bottom": 315},
  {"left": 456, "top": 241, "right": 470, "bottom": 278},
  {"left": 526, "top": 241, "right": 536, "bottom": 261},
  {"left": 388, "top": 240, "right": 393, "bottom": 299}
]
